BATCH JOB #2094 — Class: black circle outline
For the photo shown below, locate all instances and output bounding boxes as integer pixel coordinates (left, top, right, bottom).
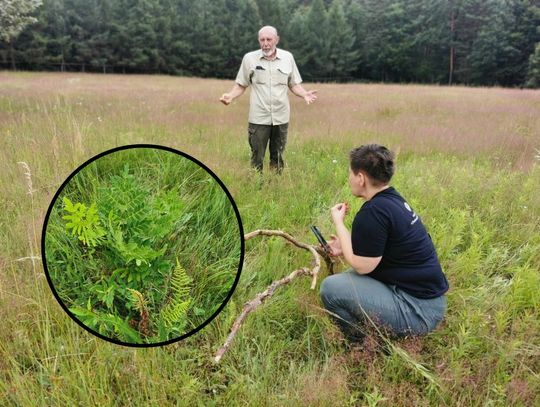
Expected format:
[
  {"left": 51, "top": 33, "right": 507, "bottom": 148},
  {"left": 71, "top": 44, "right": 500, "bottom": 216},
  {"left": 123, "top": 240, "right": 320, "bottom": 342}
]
[{"left": 41, "top": 144, "right": 245, "bottom": 348}]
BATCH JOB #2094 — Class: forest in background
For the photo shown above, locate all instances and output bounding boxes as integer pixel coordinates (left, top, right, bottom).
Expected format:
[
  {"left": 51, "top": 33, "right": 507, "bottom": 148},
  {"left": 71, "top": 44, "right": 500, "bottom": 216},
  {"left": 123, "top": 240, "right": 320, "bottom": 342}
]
[{"left": 1, "top": 0, "right": 539, "bottom": 87}]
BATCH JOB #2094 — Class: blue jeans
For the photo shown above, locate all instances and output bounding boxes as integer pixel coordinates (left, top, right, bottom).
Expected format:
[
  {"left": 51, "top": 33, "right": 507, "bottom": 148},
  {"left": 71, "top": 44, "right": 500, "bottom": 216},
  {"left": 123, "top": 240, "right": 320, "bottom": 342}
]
[{"left": 320, "top": 270, "right": 446, "bottom": 342}]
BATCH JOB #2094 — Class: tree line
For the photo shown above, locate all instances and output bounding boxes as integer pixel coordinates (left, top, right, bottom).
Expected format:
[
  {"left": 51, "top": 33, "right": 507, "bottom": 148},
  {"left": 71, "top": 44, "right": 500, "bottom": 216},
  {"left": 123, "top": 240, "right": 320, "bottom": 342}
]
[{"left": 1, "top": 0, "right": 539, "bottom": 87}]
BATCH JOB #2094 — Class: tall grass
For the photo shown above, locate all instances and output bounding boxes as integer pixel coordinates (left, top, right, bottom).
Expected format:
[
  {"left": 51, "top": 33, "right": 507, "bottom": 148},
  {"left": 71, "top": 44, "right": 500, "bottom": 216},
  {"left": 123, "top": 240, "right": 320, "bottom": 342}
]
[{"left": 0, "top": 72, "right": 539, "bottom": 405}]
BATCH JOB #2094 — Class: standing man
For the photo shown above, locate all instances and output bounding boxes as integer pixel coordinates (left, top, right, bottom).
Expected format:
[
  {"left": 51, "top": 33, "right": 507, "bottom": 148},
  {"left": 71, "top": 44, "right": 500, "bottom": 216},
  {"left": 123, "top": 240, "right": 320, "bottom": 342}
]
[{"left": 220, "top": 26, "right": 317, "bottom": 173}]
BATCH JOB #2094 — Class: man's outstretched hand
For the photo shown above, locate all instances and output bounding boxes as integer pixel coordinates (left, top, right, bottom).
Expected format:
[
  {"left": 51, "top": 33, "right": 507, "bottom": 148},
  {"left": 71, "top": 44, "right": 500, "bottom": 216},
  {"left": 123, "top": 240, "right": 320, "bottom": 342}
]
[
  {"left": 303, "top": 90, "right": 318, "bottom": 105},
  {"left": 220, "top": 93, "right": 233, "bottom": 105}
]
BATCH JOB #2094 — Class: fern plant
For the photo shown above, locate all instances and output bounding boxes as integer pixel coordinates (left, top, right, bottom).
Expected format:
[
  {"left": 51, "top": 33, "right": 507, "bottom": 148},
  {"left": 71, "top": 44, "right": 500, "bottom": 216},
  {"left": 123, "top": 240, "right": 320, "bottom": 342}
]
[
  {"left": 127, "top": 288, "right": 152, "bottom": 337},
  {"left": 63, "top": 197, "right": 106, "bottom": 247},
  {"left": 127, "top": 288, "right": 148, "bottom": 314},
  {"left": 160, "top": 259, "right": 192, "bottom": 330},
  {"left": 46, "top": 150, "right": 237, "bottom": 344}
]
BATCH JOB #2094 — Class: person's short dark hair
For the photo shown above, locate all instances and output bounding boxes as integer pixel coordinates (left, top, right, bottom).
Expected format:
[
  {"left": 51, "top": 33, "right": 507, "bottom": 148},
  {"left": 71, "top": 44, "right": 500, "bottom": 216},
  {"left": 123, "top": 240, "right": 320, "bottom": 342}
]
[{"left": 349, "top": 144, "right": 395, "bottom": 185}]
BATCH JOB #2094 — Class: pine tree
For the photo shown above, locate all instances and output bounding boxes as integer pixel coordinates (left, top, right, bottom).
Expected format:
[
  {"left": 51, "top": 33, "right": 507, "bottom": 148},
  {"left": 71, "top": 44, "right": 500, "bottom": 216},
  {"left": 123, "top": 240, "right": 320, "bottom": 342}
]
[
  {"left": 304, "top": 0, "right": 330, "bottom": 80},
  {"left": 468, "top": 1, "right": 520, "bottom": 86},
  {"left": 449, "top": 0, "right": 495, "bottom": 84},
  {"left": 343, "top": 0, "right": 366, "bottom": 79},
  {"left": 525, "top": 42, "right": 540, "bottom": 88},
  {"left": 287, "top": 6, "right": 311, "bottom": 77},
  {"left": 361, "top": 0, "right": 412, "bottom": 82},
  {"left": 401, "top": 0, "right": 450, "bottom": 83},
  {"left": 64, "top": 0, "right": 112, "bottom": 72},
  {"left": 222, "top": 0, "right": 262, "bottom": 78},
  {"left": 326, "top": 0, "right": 359, "bottom": 81},
  {"left": 507, "top": 0, "right": 540, "bottom": 87},
  {"left": 178, "top": 0, "right": 228, "bottom": 78}
]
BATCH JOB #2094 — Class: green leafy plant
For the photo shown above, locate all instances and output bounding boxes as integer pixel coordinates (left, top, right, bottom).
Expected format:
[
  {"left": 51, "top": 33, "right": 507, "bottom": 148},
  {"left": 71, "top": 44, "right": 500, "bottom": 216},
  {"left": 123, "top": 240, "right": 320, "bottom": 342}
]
[
  {"left": 62, "top": 197, "right": 106, "bottom": 247},
  {"left": 127, "top": 288, "right": 152, "bottom": 337},
  {"left": 45, "top": 150, "right": 239, "bottom": 344},
  {"left": 53, "top": 160, "right": 200, "bottom": 342},
  {"left": 160, "top": 259, "right": 192, "bottom": 329},
  {"left": 70, "top": 304, "right": 142, "bottom": 343}
]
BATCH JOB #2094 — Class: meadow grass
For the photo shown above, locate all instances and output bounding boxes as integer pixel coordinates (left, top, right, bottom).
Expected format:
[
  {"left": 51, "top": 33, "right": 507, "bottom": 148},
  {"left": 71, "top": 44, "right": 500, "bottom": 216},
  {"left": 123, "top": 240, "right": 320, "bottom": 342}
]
[{"left": 0, "top": 71, "right": 539, "bottom": 405}]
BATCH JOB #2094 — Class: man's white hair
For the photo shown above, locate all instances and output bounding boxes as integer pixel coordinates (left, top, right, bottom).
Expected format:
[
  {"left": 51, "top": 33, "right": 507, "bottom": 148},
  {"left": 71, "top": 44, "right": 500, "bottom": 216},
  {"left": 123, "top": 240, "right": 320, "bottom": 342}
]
[{"left": 258, "top": 25, "right": 278, "bottom": 38}]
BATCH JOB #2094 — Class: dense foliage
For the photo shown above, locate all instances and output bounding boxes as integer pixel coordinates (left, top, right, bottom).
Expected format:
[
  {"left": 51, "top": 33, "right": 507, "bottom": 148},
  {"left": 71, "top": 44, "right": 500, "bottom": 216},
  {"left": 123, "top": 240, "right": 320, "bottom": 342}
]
[
  {"left": 44, "top": 148, "right": 242, "bottom": 344},
  {"left": 1, "top": 0, "right": 539, "bottom": 87}
]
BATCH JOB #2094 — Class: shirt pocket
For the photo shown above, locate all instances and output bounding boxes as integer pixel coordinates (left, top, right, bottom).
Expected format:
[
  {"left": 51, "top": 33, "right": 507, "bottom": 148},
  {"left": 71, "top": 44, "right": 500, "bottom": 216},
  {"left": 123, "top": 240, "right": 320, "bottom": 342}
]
[
  {"left": 273, "top": 68, "right": 290, "bottom": 86},
  {"left": 252, "top": 68, "right": 268, "bottom": 84}
]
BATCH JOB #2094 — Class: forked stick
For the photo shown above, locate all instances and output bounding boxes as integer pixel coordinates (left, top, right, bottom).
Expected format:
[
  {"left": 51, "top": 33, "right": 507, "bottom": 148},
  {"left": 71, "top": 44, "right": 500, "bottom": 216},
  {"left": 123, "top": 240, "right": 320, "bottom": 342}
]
[
  {"left": 244, "top": 229, "right": 322, "bottom": 289},
  {"left": 214, "top": 229, "right": 334, "bottom": 363}
]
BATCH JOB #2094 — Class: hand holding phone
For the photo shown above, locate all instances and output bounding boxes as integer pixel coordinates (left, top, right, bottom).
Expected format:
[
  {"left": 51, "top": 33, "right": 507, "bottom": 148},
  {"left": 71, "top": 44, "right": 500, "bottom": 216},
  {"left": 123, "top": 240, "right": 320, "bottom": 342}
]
[{"left": 310, "top": 225, "right": 331, "bottom": 254}]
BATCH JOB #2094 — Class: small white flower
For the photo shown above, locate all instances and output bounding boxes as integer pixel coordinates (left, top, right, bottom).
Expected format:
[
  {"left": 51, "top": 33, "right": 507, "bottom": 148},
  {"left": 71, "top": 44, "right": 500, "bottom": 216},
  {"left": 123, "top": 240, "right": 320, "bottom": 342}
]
[
  {"left": 332, "top": 159, "right": 337, "bottom": 164},
  {"left": 97, "top": 117, "right": 103, "bottom": 122}
]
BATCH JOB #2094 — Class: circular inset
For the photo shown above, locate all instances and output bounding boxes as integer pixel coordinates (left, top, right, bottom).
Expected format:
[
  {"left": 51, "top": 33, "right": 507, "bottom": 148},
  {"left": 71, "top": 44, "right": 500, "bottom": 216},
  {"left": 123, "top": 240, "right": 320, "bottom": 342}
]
[{"left": 42, "top": 144, "right": 244, "bottom": 347}]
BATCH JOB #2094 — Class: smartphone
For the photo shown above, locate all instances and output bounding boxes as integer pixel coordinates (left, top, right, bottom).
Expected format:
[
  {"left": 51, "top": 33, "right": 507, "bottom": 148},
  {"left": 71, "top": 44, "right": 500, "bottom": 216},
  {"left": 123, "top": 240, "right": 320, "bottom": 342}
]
[{"left": 310, "top": 225, "right": 331, "bottom": 254}]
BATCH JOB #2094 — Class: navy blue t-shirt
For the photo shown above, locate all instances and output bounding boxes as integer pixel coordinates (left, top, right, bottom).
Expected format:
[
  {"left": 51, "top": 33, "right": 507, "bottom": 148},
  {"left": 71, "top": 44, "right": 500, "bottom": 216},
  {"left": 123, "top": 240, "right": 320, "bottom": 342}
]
[{"left": 351, "top": 187, "right": 448, "bottom": 299}]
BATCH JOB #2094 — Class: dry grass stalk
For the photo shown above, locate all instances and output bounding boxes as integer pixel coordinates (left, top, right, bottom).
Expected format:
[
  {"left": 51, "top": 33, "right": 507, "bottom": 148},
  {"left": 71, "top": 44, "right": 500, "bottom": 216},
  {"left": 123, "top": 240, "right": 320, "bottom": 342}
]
[
  {"left": 72, "top": 119, "right": 84, "bottom": 154},
  {"left": 214, "top": 229, "right": 332, "bottom": 363},
  {"left": 17, "top": 161, "right": 35, "bottom": 196},
  {"left": 15, "top": 256, "right": 42, "bottom": 262},
  {"left": 17, "top": 161, "right": 38, "bottom": 273}
]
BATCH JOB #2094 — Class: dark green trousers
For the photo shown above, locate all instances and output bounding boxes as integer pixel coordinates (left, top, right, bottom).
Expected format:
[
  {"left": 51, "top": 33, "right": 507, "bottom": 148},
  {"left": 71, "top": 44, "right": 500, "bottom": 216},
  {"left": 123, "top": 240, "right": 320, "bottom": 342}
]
[{"left": 247, "top": 123, "right": 288, "bottom": 172}]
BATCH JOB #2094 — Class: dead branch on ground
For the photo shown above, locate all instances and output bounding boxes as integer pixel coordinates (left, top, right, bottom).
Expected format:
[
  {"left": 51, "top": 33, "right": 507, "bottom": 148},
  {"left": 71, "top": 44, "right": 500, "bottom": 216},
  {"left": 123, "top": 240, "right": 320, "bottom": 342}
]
[{"left": 214, "top": 229, "right": 334, "bottom": 363}]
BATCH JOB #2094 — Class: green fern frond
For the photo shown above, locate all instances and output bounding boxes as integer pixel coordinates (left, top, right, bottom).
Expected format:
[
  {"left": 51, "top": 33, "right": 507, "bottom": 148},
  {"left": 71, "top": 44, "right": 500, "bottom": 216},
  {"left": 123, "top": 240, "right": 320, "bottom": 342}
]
[
  {"left": 62, "top": 197, "right": 106, "bottom": 247},
  {"left": 160, "top": 299, "right": 191, "bottom": 328},
  {"left": 160, "top": 259, "right": 192, "bottom": 328},
  {"left": 170, "top": 259, "right": 192, "bottom": 298},
  {"left": 127, "top": 288, "right": 148, "bottom": 315}
]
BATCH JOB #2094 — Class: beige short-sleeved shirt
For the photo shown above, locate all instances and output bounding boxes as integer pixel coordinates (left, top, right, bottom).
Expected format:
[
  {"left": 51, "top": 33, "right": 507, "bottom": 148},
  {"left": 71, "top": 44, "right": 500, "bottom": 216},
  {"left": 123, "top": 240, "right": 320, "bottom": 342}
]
[{"left": 235, "top": 48, "right": 302, "bottom": 125}]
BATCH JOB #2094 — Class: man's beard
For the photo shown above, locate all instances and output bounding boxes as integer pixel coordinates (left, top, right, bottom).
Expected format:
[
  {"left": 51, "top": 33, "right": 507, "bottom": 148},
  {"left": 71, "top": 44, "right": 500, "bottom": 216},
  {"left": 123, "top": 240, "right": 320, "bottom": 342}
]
[{"left": 262, "top": 47, "right": 276, "bottom": 57}]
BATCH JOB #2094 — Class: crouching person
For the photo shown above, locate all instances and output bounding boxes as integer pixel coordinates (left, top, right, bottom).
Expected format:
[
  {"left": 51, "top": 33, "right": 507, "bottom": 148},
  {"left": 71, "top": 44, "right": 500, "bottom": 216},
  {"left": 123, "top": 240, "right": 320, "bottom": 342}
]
[{"left": 320, "top": 144, "right": 448, "bottom": 342}]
